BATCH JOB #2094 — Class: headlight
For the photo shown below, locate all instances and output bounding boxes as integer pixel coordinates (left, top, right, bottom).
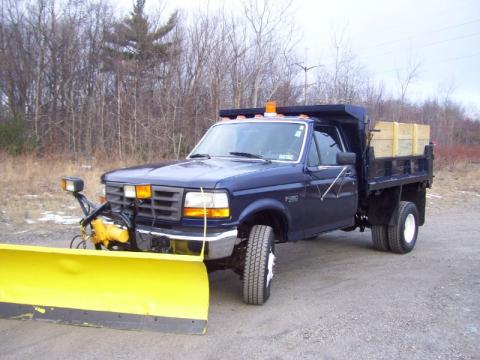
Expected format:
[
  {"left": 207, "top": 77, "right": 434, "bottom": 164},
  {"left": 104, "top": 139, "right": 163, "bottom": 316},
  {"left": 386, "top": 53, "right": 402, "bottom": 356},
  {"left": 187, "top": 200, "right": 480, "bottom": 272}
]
[
  {"left": 60, "top": 177, "right": 84, "bottom": 193},
  {"left": 183, "top": 191, "right": 230, "bottom": 218}
]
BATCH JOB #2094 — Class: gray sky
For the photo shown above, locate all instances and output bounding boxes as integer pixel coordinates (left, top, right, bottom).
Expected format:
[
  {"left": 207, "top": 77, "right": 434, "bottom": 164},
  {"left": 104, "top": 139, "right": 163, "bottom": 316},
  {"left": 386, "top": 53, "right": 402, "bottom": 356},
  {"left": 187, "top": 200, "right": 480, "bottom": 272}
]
[{"left": 116, "top": 0, "right": 480, "bottom": 114}]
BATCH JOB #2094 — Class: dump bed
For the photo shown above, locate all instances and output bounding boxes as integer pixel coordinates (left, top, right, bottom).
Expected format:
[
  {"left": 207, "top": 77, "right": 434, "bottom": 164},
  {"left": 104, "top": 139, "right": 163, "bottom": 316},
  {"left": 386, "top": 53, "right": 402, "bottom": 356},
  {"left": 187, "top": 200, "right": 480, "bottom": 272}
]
[{"left": 366, "top": 121, "right": 433, "bottom": 192}]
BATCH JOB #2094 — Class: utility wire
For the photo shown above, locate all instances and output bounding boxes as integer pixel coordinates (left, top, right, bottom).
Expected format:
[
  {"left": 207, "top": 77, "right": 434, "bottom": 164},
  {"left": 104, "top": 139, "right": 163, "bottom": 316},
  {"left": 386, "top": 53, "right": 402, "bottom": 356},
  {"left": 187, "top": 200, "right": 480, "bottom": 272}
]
[
  {"left": 357, "top": 18, "right": 480, "bottom": 54},
  {"left": 372, "top": 51, "right": 480, "bottom": 75},
  {"left": 357, "top": 31, "right": 480, "bottom": 63}
]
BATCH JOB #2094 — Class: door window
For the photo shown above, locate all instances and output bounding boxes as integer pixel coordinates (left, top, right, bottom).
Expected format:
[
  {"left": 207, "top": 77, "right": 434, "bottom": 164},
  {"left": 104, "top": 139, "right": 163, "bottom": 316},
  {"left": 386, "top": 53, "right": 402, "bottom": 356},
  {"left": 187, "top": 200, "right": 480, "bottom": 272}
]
[
  {"left": 307, "top": 139, "right": 321, "bottom": 166},
  {"left": 314, "top": 127, "right": 343, "bottom": 165}
]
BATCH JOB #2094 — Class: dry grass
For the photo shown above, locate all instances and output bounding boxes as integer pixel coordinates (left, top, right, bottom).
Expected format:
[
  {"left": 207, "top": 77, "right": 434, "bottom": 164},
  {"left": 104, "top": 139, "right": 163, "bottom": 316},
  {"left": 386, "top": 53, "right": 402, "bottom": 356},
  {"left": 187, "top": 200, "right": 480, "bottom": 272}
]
[
  {"left": 0, "top": 153, "right": 139, "bottom": 228},
  {"left": 425, "top": 162, "right": 480, "bottom": 212}
]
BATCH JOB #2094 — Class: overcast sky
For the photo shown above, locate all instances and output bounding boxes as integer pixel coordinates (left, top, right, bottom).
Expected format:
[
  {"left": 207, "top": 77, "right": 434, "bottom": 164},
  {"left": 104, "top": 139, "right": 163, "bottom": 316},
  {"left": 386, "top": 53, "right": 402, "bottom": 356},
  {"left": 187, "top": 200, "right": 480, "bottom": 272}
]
[{"left": 116, "top": 0, "right": 480, "bottom": 114}]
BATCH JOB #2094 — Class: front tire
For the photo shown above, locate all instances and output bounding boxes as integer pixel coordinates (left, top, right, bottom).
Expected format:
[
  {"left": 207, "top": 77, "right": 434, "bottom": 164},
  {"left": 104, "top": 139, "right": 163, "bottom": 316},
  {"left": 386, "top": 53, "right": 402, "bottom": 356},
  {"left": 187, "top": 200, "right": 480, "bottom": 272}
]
[
  {"left": 243, "top": 225, "right": 275, "bottom": 305},
  {"left": 387, "top": 201, "right": 419, "bottom": 254}
]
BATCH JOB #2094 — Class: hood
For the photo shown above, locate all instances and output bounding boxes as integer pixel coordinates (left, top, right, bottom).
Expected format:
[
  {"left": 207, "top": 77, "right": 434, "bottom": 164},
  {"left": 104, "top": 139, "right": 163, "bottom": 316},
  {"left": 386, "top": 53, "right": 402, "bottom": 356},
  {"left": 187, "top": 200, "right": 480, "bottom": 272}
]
[{"left": 102, "top": 158, "right": 289, "bottom": 189}]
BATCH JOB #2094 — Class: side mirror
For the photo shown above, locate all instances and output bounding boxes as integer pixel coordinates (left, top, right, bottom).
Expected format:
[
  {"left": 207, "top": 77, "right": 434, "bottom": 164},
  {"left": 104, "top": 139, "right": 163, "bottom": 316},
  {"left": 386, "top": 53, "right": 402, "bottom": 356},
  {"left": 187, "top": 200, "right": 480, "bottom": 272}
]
[
  {"left": 61, "top": 176, "right": 84, "bottom": 193},
  {"left": 337, "top": 152, "right": 356, "bottom": 166}
]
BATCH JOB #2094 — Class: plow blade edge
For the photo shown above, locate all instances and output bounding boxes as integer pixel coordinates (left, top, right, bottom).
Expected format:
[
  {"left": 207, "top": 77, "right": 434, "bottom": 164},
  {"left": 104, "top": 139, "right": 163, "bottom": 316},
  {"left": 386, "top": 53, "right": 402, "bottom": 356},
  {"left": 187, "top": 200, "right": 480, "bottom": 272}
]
[{"left": 0, "top": 244, "right": 209, "bottom": 334}]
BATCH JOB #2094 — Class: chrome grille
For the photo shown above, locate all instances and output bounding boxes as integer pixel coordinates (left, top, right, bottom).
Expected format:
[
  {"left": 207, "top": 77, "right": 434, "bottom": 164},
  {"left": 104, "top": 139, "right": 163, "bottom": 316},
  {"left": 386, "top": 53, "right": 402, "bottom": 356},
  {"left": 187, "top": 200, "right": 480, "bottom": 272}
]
[{"left": 106, "top": 182, "right": 184, "bottom": 221}]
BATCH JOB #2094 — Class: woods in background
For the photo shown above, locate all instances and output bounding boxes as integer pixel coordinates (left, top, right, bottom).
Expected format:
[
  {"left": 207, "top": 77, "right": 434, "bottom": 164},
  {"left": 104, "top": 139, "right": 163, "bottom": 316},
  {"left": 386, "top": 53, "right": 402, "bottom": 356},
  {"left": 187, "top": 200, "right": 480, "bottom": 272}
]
[{"left": 0, "top": 0, "right": 478, "bottom": 159}]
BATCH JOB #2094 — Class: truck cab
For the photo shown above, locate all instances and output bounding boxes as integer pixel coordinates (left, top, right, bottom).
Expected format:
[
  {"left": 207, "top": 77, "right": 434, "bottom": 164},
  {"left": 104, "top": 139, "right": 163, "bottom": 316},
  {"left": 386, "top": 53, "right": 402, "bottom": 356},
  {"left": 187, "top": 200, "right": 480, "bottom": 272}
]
[{"left": 101, "top": 102, "right": 433, "bottom": 305}]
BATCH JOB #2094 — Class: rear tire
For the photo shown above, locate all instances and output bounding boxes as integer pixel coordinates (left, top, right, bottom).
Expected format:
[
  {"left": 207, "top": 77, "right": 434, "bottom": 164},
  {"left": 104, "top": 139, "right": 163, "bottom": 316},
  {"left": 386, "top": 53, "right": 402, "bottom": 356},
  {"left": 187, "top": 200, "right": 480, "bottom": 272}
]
[
  {"left": 371, "top": 225, "right": 390, "bottom": 251},
  {"left": 387, "top": 201, "right": 419, "bottom": 254},
  {"left": 243, "top": 225, "right": 275, "bottom": 305}
]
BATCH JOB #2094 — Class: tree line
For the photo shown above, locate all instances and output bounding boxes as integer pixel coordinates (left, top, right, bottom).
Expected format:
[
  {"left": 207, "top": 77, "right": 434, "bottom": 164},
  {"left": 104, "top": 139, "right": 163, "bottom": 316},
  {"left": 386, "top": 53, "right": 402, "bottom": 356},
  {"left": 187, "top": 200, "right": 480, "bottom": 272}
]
[{"left": 0, "top": 0, "right": 478, "bottom": 159}]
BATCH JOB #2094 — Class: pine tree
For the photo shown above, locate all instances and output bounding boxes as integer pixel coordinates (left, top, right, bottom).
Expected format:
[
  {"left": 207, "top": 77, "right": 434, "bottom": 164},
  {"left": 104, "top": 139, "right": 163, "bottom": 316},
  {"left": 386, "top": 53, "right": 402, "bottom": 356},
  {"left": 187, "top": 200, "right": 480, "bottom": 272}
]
[{"left": 104, "top": 0, "right": 177, "bottom": 71}]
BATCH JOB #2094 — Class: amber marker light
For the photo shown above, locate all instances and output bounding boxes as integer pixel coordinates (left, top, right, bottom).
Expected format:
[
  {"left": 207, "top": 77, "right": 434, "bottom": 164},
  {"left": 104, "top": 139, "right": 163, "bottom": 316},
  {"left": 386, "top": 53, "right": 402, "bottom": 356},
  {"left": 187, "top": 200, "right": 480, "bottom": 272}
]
[{"left": 264, "top": 100, "right": 277, "bottom": 117}]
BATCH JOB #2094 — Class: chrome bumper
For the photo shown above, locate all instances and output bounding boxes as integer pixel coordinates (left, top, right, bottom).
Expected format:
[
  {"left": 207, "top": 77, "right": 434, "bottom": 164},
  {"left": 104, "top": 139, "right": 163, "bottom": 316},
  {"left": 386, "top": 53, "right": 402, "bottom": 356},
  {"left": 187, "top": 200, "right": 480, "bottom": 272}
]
[{"left": 136, "top": 226, "right": 238, "bottom": 260}]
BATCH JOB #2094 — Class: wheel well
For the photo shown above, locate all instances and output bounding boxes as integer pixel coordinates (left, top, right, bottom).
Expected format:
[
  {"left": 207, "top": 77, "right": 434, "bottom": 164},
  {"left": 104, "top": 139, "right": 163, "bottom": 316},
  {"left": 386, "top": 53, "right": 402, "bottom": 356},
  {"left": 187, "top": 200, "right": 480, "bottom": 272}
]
[
  {"left": 366, "top": 183, "right": 427, "bottom": 226},
  {"left": 238, "top": 209, "right": 288, "bottom": 242},
  {"left": 401, "top": 183, "right": 426, "bottom": 226}
]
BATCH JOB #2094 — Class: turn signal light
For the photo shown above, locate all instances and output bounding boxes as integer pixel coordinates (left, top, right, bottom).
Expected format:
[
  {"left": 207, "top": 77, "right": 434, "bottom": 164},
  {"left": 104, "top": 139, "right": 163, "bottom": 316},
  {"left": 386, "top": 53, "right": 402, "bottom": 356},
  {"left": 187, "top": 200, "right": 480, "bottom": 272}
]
[
  {"left": 183, "top": 208, "right": 230, "bottom": 219},
  {"left": 60, "top": 177, "right": 84, "bottom": 193},
  {"left": 135, "top": 185, "right": 152, "bottom": 199}
]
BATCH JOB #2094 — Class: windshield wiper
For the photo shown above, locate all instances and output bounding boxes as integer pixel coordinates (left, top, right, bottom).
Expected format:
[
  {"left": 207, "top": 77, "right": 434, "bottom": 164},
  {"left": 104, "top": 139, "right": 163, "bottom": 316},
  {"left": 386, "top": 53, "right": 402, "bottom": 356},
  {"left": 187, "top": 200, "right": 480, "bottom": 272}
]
[
  {"left": 190, "top": 153, "right": 211, "bottom": 159},
  {"left": 229, "top": 152, "right": 271, "bottom": 163}
]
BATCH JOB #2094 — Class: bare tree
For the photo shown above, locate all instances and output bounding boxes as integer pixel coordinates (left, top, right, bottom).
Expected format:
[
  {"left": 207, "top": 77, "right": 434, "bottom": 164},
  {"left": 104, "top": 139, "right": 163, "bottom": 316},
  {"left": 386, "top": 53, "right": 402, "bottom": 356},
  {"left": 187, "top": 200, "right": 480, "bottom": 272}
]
[{"left": 396, "top": 57, "right": 422, "bottom": 121}]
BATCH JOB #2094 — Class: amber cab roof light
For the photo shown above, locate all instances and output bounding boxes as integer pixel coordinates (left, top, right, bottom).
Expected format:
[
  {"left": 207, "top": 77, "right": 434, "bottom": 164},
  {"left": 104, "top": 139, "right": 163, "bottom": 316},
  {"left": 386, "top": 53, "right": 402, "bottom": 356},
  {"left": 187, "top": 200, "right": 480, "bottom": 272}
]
[{"left": 264, "top": 101, "right": 277, "bottom": 117}]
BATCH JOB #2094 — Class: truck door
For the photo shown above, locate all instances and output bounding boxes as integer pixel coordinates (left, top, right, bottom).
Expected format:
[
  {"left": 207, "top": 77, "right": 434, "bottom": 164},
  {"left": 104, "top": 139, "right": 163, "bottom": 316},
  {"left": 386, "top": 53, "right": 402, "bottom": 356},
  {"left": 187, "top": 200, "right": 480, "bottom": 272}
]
[{"left": 303, "top": 125, "right": 358, "bottom": 237}]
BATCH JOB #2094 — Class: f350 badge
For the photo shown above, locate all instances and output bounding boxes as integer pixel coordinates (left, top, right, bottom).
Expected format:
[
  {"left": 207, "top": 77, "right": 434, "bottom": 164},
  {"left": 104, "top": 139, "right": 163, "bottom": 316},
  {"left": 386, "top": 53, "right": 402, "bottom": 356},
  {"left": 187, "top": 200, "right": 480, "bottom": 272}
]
[{"left": 285, "top": 195, "right": 299, "bottom": 203}]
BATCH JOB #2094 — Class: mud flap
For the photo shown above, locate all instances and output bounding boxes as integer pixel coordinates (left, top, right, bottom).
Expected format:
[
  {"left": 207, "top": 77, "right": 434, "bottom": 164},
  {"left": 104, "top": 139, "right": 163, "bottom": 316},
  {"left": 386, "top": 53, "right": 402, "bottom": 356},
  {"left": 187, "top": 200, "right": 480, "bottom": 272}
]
[{"left": 0, "top": 244, "right": 209, "bottom": 334}]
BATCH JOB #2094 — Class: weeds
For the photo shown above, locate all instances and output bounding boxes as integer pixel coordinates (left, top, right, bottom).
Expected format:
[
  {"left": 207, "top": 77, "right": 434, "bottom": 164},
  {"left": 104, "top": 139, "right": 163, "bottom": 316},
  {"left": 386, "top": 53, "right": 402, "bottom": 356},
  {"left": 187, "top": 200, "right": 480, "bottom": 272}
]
[{"left": 434, "top": 145, "right": 480, "bottom": 170}]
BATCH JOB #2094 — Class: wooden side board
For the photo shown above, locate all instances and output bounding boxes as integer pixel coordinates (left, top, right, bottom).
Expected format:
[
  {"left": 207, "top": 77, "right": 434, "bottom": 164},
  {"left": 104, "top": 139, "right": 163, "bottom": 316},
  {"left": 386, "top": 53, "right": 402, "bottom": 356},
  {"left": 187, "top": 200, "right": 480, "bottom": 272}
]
[{"left": 370, "top": 121, "right": 430, "bottom": 158}]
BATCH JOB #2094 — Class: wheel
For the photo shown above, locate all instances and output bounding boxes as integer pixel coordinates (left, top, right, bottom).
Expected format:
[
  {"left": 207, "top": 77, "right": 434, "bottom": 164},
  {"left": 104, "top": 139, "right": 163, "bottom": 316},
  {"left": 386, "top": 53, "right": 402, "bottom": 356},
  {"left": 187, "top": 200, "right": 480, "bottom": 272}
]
[
  {"left": 371, "top": 225, "right": 390, "bottom": 251},
  {"left": 387, "top": 201, "right": 419, "bottom": 254},
  {"left": 243, "top": 225, "right": 275, "bottom": 305}
]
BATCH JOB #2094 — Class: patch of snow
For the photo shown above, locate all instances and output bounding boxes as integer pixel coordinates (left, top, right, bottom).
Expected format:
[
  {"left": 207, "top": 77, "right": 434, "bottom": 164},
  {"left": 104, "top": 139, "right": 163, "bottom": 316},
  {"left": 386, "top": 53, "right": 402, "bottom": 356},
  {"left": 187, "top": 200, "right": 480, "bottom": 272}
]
[
  {"left": 23, "top": 194, "right": 39, "bottom": 199},
  {"left": 457, "top": 190, "right": 480, "bottom": 197},
  {"left": 13, "top": 230, "right": 29, "bottom": 235},
  {"left": 38, "top": 211, "right": 81, "bottom": 225},
  {"left": 81, "top": 164, "right": 92, "bottom": 169},
  {"left": 426, "top": 193, "right": 442, "bottom": 199},
  {"left": 25, "top": 219, "right": 37, "bottom": 224}
]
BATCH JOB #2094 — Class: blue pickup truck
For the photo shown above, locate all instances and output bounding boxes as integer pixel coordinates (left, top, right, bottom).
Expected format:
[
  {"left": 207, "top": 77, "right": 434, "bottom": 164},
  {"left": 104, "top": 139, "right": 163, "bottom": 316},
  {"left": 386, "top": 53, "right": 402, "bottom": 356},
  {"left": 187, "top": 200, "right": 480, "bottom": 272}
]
[{"left": 80, "top": 103, "right": 434, "bottom": 306}]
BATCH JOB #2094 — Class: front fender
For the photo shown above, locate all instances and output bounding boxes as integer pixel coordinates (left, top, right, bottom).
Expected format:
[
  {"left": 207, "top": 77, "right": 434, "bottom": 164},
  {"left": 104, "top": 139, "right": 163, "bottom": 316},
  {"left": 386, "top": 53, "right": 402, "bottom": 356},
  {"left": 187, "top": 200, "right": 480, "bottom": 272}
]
[{"left": 237, "top": 198, "right": 292, "bottom": 229}]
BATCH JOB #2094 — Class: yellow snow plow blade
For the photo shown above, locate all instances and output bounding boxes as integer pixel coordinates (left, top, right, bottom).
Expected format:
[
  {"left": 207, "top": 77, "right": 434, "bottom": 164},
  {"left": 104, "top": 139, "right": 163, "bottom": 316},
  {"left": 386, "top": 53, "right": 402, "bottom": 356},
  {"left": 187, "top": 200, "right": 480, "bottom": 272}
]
[{"left": 0, "top": 244, "right": 209, "bottom": 334}]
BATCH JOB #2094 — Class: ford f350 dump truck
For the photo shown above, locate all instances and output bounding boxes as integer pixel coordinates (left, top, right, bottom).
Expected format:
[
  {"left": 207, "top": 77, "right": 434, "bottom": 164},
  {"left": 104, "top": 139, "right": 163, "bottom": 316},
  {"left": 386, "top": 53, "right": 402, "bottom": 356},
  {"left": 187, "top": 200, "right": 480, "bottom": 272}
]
[{"left": 0, "top": 102, "right": 433, "bottom": 333}]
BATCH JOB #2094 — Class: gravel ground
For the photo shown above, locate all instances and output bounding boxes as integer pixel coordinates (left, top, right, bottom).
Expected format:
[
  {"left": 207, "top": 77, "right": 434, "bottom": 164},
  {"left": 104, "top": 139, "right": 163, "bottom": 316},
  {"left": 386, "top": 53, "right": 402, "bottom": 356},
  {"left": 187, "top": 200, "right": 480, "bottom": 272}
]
[{"left": 0, "top": 203, "right": 479, "bottom": 360}]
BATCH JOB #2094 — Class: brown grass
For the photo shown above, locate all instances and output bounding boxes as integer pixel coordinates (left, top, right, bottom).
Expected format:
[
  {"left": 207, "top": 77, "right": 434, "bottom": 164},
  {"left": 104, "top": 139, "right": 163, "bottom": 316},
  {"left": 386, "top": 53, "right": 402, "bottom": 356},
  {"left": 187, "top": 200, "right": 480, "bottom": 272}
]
[
  {"left": 0, "top": 153, "right": 140, "bottom": 227},
  {"left": 434, "top": 145, "right": 480, "bottom": 170}
]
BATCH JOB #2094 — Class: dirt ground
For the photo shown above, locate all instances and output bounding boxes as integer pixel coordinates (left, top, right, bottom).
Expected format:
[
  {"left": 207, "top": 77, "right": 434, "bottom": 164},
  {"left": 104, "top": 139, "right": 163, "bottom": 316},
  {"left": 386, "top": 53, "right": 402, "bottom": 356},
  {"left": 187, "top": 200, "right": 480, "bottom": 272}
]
[{"left": 0, "top": 163, "right": 479, "bottom": 359}]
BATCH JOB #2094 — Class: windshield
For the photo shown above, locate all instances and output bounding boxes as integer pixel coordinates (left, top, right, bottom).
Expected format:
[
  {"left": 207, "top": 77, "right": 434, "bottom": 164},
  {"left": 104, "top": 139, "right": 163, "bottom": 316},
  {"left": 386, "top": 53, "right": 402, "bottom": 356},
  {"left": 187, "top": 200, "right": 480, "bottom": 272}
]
[{"left": 190, "top": 121, "right": 306, "bottom": 162}]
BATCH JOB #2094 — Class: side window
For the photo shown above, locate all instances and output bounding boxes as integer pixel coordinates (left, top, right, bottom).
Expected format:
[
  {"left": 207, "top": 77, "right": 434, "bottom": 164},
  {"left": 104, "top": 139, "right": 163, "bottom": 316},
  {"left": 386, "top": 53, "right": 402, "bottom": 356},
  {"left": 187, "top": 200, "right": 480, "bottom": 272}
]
[
  {"left": 314, "top": 127, "right": 343, "bottom": 165},
  {"left": 308, "top": 138, "right": 320, "bottom": 166}
]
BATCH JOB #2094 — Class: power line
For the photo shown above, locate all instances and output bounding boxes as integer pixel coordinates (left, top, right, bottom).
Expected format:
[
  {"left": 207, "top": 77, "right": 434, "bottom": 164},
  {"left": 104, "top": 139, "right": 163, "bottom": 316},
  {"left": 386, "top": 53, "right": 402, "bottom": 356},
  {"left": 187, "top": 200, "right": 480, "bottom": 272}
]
[
  {"left": 357, "top": 0, "right": 479, "bottom": 37},
  {"left": 357, "top": 18, "right": 480, "bottom": 55},
  {"left": 357, "top": 31, "right": 480, "bottom": 63},
  {"left": 372, "top": 51, "right": 480, "bottom": 75}
]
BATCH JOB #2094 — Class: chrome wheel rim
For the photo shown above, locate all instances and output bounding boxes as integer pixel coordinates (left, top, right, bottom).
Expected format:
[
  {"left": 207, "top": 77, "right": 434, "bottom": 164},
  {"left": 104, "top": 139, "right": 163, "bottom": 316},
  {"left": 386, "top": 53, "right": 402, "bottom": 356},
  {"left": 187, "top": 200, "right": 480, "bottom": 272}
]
[
  {"left": 266, "top": 249, "right": 275, "bottom": 287},
  {"left": 404, "top": 213, "right": 416, "bottom": 244}
]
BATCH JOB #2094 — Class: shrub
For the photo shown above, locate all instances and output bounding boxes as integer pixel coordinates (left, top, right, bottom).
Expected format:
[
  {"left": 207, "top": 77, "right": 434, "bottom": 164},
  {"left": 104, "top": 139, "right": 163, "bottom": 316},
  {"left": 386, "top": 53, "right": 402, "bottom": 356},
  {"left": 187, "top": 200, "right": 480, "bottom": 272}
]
[
  {"left": 0, "top": 116, "right": 35, "bottom": 154},
  {"left": 434, "top": 144, "right": 480, "bottom": 169}
]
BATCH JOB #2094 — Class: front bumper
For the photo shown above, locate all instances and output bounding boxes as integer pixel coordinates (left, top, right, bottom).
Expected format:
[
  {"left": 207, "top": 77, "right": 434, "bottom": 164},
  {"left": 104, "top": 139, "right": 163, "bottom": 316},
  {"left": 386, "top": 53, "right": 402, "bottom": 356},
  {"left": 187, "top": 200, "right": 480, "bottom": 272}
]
[{"left": 135, "top": 225, "right": 238, "bottom": 260}]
